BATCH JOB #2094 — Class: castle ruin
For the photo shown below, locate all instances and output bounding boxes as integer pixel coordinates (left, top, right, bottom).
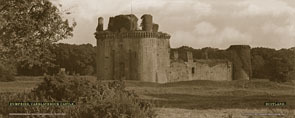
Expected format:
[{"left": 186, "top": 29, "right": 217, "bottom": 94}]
[{"left": 95, "top": 14, "right": 252, "bottom": 83}]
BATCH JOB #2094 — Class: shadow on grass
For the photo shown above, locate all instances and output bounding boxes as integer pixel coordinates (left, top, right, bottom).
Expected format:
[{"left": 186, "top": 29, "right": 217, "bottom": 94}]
[{"left": 145, "top": 94, "right": 295, "bottom": 109}]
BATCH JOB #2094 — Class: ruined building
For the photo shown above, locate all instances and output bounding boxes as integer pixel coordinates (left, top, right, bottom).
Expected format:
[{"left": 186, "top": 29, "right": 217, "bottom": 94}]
[{"left": 95, "top": 14, "right": 252, "bottom": 83}]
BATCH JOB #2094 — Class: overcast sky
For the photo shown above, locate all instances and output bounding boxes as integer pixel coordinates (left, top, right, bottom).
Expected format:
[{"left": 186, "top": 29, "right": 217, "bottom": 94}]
[{"left": 52, "top": 0, "right": 295, "bottom": 49}]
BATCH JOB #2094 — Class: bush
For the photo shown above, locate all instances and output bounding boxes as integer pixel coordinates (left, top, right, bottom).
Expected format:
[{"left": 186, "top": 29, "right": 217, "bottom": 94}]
[
  {"left": 0, "top": 62, "right": 15, "bottom": 82},
  {"left": 0, "top": 74, "right": 156, "bottom": 118},
  {"left": 32, "top": 74, "right": 96, "bottom": 101}
]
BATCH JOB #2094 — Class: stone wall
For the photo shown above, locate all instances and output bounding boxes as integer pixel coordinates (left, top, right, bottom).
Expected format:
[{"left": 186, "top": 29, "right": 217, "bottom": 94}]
[
  {"left": 95, "top": 14, "right": 241, "bottom": 83},
  {"left": 168, "top": 59, "right": 232, "bottom": 82},
  {"left": 107, "top": 14, "right": 138, "bottom": 32},
  {"left": 168, "top": 60, "right": 190, "bottom": 82},
  {"left": 95, "top": 14, "right": 171, "bottom": 83},
  {"left": 192, "top": 60, "right": 232, "bottom": 81},
  {"left": 227, "top": 45, "right": 252, "bottom": 80},
  {"left": 96, "top": 31, "right": 170, "bottom": 83}
]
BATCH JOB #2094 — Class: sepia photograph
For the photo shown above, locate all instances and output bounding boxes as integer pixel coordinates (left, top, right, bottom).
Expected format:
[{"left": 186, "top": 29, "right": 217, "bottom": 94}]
[{"left": 0, "top": 0, "right": 295, "bottom": 117}]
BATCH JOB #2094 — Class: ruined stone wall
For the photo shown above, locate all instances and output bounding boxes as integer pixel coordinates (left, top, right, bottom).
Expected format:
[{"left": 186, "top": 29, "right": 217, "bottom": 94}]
[
  {"left": 227, "top": 45, "right": 252, "bottom": 80},
  {"left": 168, "top": 61, "right": 190, "bottom": 82},
  {"left": 95, "top": 14, "right": 241, "bottom": 83},
  {"left": 96, "top": 32, "right": 170, "bottom": 83},
  {"left": 168, "top": 59, "right": 232, "bottom": 82},
  {"left": 192, "top": 60, "right": 232, "bottom": 81}
]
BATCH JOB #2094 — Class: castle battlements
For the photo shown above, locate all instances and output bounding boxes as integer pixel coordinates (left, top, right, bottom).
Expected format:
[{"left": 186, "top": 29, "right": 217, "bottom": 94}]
[
  {"left": 95, "top": 14, "right": 171, "bottom": 83},
  {"left": 95, "top": 31, "right": 171, "bottom": 40}
]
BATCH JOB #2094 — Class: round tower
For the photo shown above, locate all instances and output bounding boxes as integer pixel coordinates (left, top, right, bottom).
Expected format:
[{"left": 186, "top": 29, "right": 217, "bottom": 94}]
[
  {"left": 95, "top": 14, "right": 171, "bottom": 83},
  {"left": 227, "top": 45, "right": 252, "bottom": 80}
]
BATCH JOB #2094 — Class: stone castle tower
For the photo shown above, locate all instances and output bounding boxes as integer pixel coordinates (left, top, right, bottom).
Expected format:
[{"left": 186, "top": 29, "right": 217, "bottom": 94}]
[
  {"left": 94, "top": 14, "right": 171, "bottom": 83},
  {"left": 227, "top": 45, "right": 252, "bottom": 80}
]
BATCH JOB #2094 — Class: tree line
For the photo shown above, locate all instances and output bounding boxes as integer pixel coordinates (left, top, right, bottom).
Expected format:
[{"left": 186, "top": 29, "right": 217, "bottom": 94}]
[
  {"left": 15, "top": 44, "right": 295, "bottom": 83},
  {"left": 17, "top": 43, "right": 96, "bottom": 76}
]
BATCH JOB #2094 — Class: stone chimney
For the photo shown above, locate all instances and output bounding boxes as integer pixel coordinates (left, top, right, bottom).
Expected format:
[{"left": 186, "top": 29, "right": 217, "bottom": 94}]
[
  {"left": 173, "top": 51, "right": 179, "bottom": 60},
  {"left": 187, "top": 51, "right": 193, "bottom": 63},
  {"left": 141, "top": 14, "right": 153, "bottom": 32},
  {"left": 96, "top": 17, "right": 104, "bottom": 32}
]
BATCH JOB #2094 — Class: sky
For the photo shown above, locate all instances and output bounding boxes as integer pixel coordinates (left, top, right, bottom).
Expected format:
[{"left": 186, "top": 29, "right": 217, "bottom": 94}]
[{"left": 51, "top": 0, "right": 295, "bottom": 49}]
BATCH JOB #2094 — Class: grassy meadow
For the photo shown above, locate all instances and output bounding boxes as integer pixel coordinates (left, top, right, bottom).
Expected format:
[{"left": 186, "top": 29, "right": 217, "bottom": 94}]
[
  {"left": 1, "top": 76, "right": 295, "bottom": 109},
  {"left": 1, "top": 76, "right": 295, "bottom": 117}
]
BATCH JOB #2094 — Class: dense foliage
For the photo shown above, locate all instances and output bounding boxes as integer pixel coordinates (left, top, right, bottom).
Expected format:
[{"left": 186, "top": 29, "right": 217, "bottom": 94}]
[
  {"left": 17, "top": 43, "right": 96, "bottom": 76},
  {"left": 0, "top": 0, "right": 75, "bottom": 80},
  {"left": 0, "top": 74, "right": 156, "bottom": 118},
  {"left": 0, "top": 62, "right": 15, "bottom": 81},
  {"left": 251, "top": 48, "right": 295, "bottom": 82},
  {"left": 53, "top": 43, "right": 96, "bottom": 75}
]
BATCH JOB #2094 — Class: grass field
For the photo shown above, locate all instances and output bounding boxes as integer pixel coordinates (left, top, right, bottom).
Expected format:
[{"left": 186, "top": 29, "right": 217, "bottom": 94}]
[
  {"left": 155, "top": 108, "right": 295, "bottom": 118},
  {"left": 1, "top": 76, "right": 295, "bottom": 117},
  {"left": 126, "top": 80, "right": 295, "bottom": 110}
]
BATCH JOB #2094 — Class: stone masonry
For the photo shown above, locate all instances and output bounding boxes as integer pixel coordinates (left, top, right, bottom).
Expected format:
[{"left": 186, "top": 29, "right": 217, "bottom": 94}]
[{"left": 95, "top": 14, "right": 252, "bottom": 83}]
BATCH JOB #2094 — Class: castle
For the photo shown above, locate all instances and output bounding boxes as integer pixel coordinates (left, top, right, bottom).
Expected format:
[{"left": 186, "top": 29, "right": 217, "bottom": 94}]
[{"left": 95, "top": 14, "right": 252, "bottom": 83}]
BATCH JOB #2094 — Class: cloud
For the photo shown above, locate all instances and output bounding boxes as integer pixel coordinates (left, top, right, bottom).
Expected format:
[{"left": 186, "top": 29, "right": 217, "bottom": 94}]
[
  {"left": 52, "top": 0, "right": 295, "bottom": 49},
  {"left": 192, "top": 1, "right": 212, "bottom": 15},
  {"left": 171, "top": 31, "right": 196, "bottom": 47},
  {"left": 235, "top": 0, "right": 295, "bottom": 16},
  {"left": 172, "top": 24, "right": 252, "bottom": 49},
  {"left": 260, "top": 16, "right": 295, "bottom": 48},
  {"left": 193, "top": 22, "right": 217, "bottom": 35},
  {"left": 218, "top": 27, "right": 252, "bottom": 46}
]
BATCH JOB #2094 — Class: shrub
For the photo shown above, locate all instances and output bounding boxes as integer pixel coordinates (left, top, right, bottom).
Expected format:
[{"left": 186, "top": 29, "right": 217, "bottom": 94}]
[
  {"left": 0, "top": 62, "right": 15, "bottom": 82},
  {"left": 32, "top": 74, "right": 97, "bottom": 101},
  {"left": 0, "top": 74, "right": 156, "bottom": 118}
]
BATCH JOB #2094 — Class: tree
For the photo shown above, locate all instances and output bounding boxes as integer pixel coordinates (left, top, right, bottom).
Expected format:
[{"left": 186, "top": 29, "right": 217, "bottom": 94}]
[
  {"left": 16, "top": 43, "right": 97, "bottom": 76},
  {"left": 0, "top": 0, "right": 75, "bottom": 76},
  {"left": 251, "top": 47, "right": 277, "bottom": 79},
  {"left": 251, "top": 55, "right": 265, "bottom": 78},
  {"left": 269, "top": 57, "right": 293, "bottom": 82},
  {"left": 271, "top": 49, "right": 295, "bottom": 82},
  {"left": 52, "top": 43, "right": 96, "bottom": 75}
]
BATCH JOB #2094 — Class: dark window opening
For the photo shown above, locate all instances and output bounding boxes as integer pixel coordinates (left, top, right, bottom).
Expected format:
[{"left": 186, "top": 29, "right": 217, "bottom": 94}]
[{"left": 192, "top": 67, "right": 195, "bottom": 74}]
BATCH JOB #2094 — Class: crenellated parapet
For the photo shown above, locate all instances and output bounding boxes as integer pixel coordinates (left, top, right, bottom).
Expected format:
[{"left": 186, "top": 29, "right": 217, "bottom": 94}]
[
  {"left": 94, "top": 14, "right": 171, "bottom": 40},
  {"left": 95, "top": 31, "right": 171, "bottom": 40}
]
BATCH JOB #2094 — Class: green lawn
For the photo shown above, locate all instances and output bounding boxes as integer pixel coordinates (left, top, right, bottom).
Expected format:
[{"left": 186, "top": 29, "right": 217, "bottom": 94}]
[{"left": 1, "top": 77, "right": 295, "bottom": 110}]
